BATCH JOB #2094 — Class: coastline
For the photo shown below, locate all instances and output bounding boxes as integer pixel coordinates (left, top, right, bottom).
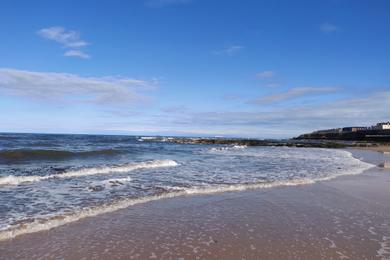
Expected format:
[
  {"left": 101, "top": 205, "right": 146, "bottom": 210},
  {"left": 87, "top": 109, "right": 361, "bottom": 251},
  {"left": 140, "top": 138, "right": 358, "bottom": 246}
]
[{"left": 1, "top": 148, "right": 390, "bottom": 259}]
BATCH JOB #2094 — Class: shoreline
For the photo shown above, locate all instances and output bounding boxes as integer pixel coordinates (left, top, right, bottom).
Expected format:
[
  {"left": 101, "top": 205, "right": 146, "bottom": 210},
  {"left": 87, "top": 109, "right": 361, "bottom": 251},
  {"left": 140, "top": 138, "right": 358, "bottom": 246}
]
[
  {"left": 0, "top": 148, "right": 373, "bottom": 242},
  {"left": 352, "top": 145, "right": 390, "bottom": 153},
  {"left": 1, "top": 148, "right": 390, "bottom": 259}
]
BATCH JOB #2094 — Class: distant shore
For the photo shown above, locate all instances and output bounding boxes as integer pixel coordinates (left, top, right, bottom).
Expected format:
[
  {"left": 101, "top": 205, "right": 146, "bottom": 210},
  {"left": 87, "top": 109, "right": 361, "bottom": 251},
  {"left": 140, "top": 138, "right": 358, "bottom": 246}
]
[
  {"left": 140, "top": 136, "right": 390, "bottom": 150},
  {"left": 1, "top": 149, "right": 389, "bottom": 259}
]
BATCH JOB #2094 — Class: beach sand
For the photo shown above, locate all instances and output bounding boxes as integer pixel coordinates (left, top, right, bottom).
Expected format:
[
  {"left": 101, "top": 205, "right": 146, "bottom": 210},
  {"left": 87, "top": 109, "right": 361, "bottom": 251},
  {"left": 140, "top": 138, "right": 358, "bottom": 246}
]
[
  {"left": 1, "top": 149, "right": 390, "bottom": 259},
  {"left": 354, "top": 145, "right": 390, "bottom": 153}
]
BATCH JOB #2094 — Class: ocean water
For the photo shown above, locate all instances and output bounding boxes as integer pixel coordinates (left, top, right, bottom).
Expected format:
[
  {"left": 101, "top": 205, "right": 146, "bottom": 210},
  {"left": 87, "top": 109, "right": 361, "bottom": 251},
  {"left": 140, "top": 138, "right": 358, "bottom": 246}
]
[{"left": 0, "top": 133, "right": 373, "bottom": 240}]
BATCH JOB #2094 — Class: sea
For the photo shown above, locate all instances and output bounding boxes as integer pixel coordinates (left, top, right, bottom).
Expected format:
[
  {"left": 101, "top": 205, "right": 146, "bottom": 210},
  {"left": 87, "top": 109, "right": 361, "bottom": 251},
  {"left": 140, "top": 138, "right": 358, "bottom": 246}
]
[{"left": 0, "top": 133, "right": 374, "bottom": 241}]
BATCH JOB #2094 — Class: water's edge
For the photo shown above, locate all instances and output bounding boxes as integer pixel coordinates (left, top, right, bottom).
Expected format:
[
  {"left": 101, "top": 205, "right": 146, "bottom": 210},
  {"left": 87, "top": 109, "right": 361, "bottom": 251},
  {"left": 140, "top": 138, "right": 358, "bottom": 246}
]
[{"left": 0, "top": 148, "right": 376, "bottom": 242}]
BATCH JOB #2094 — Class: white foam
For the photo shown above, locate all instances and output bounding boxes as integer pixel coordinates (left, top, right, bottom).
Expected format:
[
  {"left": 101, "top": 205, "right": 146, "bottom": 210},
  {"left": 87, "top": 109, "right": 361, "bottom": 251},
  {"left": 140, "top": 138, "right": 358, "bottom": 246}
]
[
  {"left": 210, "top": 145, "right": 247, "bottom": 152},
  {"left": 138, "top": 136, "right": 156, "bottom": 141},
  {"left": 0, "top": 154, "right": 373, "bottom": 242},
  {"left": 138, "top": 136, "right": 174, "bottom": 142},
  {"left": 377, "top": 236, "right": 390, "bottom": 260},
  {"left": 232, "top": 145, "right": 247, "bottom": 149},
  {"left": 0, "top": 160, "right": 178, "bottom": 186}
]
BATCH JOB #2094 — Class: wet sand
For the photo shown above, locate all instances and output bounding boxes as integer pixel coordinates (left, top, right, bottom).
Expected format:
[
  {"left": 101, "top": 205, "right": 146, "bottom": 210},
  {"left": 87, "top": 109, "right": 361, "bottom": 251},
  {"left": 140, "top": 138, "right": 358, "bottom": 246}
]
[
  {"left": 1, "top": 149, "right": 390, "bottom": 259},
  {"left": 354, "top": 145, "right": 390, "bottom": 153}
]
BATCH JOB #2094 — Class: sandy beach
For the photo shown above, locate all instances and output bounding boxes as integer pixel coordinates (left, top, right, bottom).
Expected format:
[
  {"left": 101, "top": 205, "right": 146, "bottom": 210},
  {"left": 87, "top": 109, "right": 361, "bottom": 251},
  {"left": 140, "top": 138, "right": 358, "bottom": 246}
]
[
  {"left": 1, "top": 148, "right": 389, "bottom": 260},
  {"left": 354, "top": 145, "right": 390, "bottom": 153}
]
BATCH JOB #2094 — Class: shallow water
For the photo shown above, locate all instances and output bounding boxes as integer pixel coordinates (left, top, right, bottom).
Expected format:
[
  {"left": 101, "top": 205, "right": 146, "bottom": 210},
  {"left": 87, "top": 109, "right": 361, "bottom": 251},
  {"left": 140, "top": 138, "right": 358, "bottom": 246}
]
[{"left": 0, "top": 133, "right": 373, "bottom": 240}]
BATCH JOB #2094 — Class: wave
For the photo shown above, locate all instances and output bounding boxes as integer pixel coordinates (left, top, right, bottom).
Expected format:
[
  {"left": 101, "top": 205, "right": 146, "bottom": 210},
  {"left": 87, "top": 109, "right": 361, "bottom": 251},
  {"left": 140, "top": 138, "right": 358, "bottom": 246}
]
[
  {"left": 0, "top": 155, "right": 374, "bottom": 242},
  {"left": 138, "top": 136, "right": 174, "bottom": 142},
  {"left": 0, "top": 148, "right": 122, "bottom": 161},
  {"left": 0, "top": 160, "right": 178, "bottom": 186},
  {"left": 210, "top": 145, "right": 247, "bottom": 152}
]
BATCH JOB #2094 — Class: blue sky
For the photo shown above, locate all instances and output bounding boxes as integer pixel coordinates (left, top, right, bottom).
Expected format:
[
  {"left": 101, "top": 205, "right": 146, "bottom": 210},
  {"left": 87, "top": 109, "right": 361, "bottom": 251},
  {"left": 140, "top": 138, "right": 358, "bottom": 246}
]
[{"left": 0, "top": 0, "right": 389, "bottom": 138}]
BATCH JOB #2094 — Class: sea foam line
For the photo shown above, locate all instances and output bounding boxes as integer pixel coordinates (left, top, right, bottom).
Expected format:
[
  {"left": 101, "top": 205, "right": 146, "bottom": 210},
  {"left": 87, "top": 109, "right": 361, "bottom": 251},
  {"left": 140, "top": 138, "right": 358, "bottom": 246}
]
[
  {"left": 210, "top": 145, "right": 247, "bottom": 152},
  {"left": 0, "top": 160, "right": 178, "bottom": 186},
  {"left": 0, "top": 154, "right": 374, "bottom": 242}
]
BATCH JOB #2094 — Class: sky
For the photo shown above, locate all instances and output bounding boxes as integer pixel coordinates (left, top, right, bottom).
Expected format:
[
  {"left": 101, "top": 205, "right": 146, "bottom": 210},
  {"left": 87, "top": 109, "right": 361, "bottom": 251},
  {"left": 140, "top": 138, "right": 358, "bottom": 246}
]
[{"left": 0, "top": 0, "right": 389, "bottom": 138}]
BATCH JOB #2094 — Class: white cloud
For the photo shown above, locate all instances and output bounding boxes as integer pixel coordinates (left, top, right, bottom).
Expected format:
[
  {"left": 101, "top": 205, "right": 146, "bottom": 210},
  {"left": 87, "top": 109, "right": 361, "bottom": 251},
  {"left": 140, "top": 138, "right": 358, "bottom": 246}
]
[
  {"left": 214, "top": 45, "right": 244, "bottom": 56},
  {"left": 38, "top": 27, "right": 88, "bottom": 48},
  {"left": 160, "top": 90, "right": 390, "bottom": 138},
  {"left": 320, "top": 23, "right": 339, "bottom": 34},
  {"left": 0, "top": 68, "right": 157, "bottom": 106},
  {"left": 250, "top": 87, "right": 339, "bottom": 104},
  {"left": 64, "top": 50, "right": 90, "bottom": 59},
  {"left": 256, "top": 70, "right": 275, "bottom": 79},
  {"left": 37, "top": 27, "right": 90, "bottom": 59}
]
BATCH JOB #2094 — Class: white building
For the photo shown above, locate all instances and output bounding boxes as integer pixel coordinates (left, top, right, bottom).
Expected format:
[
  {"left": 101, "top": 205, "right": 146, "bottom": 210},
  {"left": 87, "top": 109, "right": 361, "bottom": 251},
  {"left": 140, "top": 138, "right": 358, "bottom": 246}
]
[{"left": 376, "top": 122, "right": 390, "bottom": 130}]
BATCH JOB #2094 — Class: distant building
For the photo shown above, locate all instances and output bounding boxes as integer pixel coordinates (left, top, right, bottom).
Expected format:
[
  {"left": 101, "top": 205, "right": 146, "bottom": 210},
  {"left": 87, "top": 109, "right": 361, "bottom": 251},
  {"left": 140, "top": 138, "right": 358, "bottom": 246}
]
[
  {"left": 342, "top": 127, "right": 367, "bottom": 132},
  {"left": 376, "top": 122, "right": 390, "bottom": 130}
]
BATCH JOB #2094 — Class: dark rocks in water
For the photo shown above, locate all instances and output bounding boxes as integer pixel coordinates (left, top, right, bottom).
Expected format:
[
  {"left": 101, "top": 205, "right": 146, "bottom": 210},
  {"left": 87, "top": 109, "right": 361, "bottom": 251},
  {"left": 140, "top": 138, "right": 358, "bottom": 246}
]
[
  {"left": 88, "top": 185, "right": 105, "bottom": 192},
  {"left": 50, "top": 166, "right": 68, "bottom": 173},
  {"left": 108, "top": 180, "right": 123, "bottom": 186},
  {"left": 153, "top": 186, "right": 169, "bottom": 195},
  {"left": 141, "top": 137, "right": 348, "bottom": 148},
  {"left": 379, "top": 162, "right": 390, "bottom": 168}
]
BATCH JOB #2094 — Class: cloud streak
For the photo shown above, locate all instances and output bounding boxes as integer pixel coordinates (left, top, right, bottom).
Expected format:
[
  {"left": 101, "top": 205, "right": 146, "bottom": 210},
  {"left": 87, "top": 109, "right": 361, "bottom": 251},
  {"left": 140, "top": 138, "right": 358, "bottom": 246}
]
[
  {"left": 250, "top": 87, "right": 339, "bottom": 104},
  {"left": 214, "top": 45, "right": 244, "bottom": 56},
  {"left": 37, "top": 27, "right": 90, "bottom": 59},
  {"left": 320, "top": 23, "right": 339, "bottom": 34},
  {"left": 64, "top": 50, "right": 90, "bottom": 59},
  {"left": 256, "top": 70, "right": 275, "bottom": 79},
  {"left": 0, "top": 68, "right": 157, "bottom": 106},
  {"left": 156, "top": 90, "right": 390, "bottom": 138}
]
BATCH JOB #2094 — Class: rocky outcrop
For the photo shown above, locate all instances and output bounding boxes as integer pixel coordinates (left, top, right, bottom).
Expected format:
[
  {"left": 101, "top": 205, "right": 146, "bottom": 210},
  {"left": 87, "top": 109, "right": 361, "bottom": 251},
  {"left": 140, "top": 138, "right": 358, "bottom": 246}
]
[{"left": 141, "top": 137, "right": 348, "bottom": 148}]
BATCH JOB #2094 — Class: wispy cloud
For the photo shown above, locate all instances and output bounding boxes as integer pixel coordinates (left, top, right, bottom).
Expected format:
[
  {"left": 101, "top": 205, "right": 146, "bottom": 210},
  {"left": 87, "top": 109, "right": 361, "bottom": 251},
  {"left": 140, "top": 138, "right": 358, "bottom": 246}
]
[
  {"left": 249, "top": 87, "right": 339, "bottom": 104},
  {"left": 0, "top": 68, "right": 157, "bottom": 106},
  {"left": 320, "top": 22, "right": 339, "bottom": 34},
  {"left": 214, "top": 45, "right": 244, "bottom": 56},
  {"left": 145, "top": 0, "right": 191, "bottom": 7},
  {"left": 37, "top": 27, "right": 90, "bottom": 59},
  {"left": 256, "top": 70, "right": 281, "bottom": 88},
  {"left": 64, "top": 50, "right": 90, "bottom": 59},
  {"left": 256, "top": 70, "right": 275, "bottom": 79},
  {"left": 157, "top": 90, "right": 390, "bottom": 138},
  {"left": 37, "top": 27, "right": 88, "bottom": 48}
]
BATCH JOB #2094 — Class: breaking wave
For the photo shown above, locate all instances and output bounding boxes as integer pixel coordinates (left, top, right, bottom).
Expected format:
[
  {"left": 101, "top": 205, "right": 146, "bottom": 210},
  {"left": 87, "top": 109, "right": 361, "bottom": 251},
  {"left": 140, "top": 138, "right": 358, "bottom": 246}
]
[
  {"left": 210, "top": 145, "right": 248, "bottom": 152},
  {"left": 0, "top": 155, "right": 374, "bottom": 242},
  {"left": 0, "top": 160, "right": 178, "bottom": 186}
]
